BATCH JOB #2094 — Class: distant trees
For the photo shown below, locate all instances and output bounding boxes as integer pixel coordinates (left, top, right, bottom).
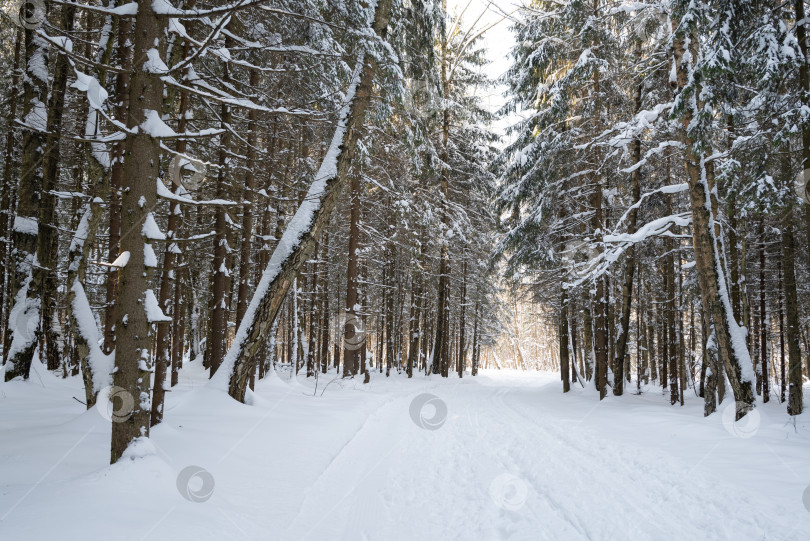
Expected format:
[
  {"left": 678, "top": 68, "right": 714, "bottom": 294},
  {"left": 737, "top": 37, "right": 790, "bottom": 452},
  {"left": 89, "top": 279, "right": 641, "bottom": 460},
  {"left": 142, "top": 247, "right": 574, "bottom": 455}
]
[{"left": 497, "top": 0, "right": 808, "bottom": 417}]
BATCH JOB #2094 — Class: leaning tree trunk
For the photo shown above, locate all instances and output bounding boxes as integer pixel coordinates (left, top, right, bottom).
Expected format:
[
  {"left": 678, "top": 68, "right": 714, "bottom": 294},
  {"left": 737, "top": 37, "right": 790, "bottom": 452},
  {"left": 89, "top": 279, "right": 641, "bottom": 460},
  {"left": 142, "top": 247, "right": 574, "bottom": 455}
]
[
  {"left": 221, "top": 0, "right": 393, "bottom": 402},
  {"left": 66, "top": 5, "right": 116, "bottom": 403}
]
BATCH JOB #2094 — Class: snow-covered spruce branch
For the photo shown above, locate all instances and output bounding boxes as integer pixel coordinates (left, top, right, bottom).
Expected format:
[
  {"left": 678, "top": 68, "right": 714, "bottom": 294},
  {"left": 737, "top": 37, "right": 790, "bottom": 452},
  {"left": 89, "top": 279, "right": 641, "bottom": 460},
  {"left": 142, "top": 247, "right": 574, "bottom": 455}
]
[
  {"left": 564, "top": 212, "right": 692, "bottom": 291},
  {"left": 610, "top": 182, "right": 688, "bottom": 234}
]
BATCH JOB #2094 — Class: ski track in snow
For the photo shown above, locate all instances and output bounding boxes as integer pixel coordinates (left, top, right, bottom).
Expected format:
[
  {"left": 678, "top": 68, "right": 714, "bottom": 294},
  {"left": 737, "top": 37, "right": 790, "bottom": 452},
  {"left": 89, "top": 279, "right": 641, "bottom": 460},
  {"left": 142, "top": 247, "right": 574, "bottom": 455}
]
[{"left": 0, "top": 364, "right": 808, "bottom": 540}]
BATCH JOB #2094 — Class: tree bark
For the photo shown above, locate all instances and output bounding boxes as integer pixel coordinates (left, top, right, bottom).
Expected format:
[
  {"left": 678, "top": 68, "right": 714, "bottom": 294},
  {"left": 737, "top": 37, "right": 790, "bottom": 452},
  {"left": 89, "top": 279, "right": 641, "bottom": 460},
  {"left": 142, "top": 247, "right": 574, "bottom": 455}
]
[
  {"left": 759, "top": 216, "right": 769, "bottom": 402},
  {"left": 343, "top": 174, "right": 362, "bottom": 378},
  {"left": 207, "top": 33, "right": 235, "bottom": 377},
  {"left": 104, "top": 18, "right": 132, "bottom": 355},
  {"left": 666, "top": 193, "right": 679, "bottom": 405},
  {"left": 110, "top": 0, "right": 166, "bottom": 463},
  {"left": 4, "top": 24, "right": 49, "bottom": 380},
  {"left": 457, "top": 258, "right": 467, "bottom": 377},
  {"left": 36, "top": 4, "right": 76, "bottom": 371},
  {"left": 560, "top": 286, "right": 571, "bottom": 392},
  {"left": 671, "top": 16, "right": 755, "bottom": 418},
  {"left": 782, "top": 207, "right": 803, "bottom": 415},
  {"left": 0, "top": 29, "right": 22, "bottom": 361},
  {"left": 613, "top": 74, "right": 643, "bottom": 395}
]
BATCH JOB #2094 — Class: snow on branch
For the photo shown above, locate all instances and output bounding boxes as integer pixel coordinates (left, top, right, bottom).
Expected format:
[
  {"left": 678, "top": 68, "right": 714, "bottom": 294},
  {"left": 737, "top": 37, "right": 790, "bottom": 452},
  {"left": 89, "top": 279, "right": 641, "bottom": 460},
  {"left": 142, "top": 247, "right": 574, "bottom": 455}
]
[
  {"left": 565, "top": 212, "right": 692, "bottom": 291},
  {"left": 610, "top": 183, "right": 688, "bottom": 234},
  {"left": 604, "top": 102, "right": 674, "bottom": 149},
  {"left": 155, "top": 179, "right": 238, "bottom": 206},
  {"left": 51, "top": 1, "right": 139, "bottom": 17},
  {"left": 604, "top": 212, "right": 691, "bottom": 245}
]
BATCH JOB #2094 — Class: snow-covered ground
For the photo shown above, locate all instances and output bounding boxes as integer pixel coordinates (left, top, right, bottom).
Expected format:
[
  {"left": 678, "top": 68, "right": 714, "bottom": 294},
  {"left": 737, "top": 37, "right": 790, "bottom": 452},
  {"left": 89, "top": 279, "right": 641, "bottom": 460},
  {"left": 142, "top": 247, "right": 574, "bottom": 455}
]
[{"left": 1, "top": 362, "right": 808, "bottom": 540}]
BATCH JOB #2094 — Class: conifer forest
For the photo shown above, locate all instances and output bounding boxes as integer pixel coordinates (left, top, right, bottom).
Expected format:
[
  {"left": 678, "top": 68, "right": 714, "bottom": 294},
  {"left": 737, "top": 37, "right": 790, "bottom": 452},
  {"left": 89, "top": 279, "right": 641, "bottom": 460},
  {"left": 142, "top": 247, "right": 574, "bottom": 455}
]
[{"left": 0, "top": 1, "right": 809, "bottom": 539}]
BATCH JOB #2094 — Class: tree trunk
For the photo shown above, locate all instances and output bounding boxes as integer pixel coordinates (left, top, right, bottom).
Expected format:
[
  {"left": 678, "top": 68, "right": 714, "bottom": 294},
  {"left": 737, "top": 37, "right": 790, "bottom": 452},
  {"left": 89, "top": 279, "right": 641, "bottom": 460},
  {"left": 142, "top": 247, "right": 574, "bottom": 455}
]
[
  {"left": 469, "top": 294, "right": 479, "bottom": 376},
  {"left": 385, "top": 244, "right": 395, "bottom": 377},
  {"left": 36, "top": 4, "right": 76, "bottom": 372},
  {"left": 612, "top": 74, "right": 643, "bottom": 395},
  {"left": 433, "top": 2, "right": 452, "bottom": 378},
  {"left": 319, "top": 236, "right": 330, "bottom": 374},
  {"left": 104, "top": 18, "right": 132, "bottom": 355},
  {"left": 560, "top": 287, "right": 571, "bottom": 392},
  {"left": 236, "top": 68, "right": 261, "bottom": 327},
  {"left": 67, "top": 195, "right": 107, "bottom": 408},
  {"left": 778, "top": 261, "right": 786, "bottom": 403},
  {"left": 666, "top": 193, "right": 679, "bottom": 405},
  {"left": 796, "top": 0, "right": 810, "bottom": 256},
  {"left": 110, "top": 0, "right": 166, "bottom": 463},
  {"left": 207, "top": 34, "right": 235, "bottom": 377},
  {"left": 343, "top": 174, "right": 361, "bottom": 378},
  {"left": 0, "top": 29, "right": 22, "bottom": 360},
  {"left": 223, "top": 0, "right": 393, "bottom": 401},
  {"left": 672, "top": 17, "right": 755, "bottom": 418},
  {"left": 582, "top": 292, "right": 594, "bottom": 381},
  {"left": 759, "top": 216, "right": 769, "bottom": 402},
  {"left": 782, "top": 207, "right": 803, "bottom": 415},
  {"left": 703, "top": 308, "right": 718, "bottom": 416},
  {"left": 457, "top": 259, "right": 467, "bottom": 377},
  {"left": 3, "top": 24, "right": 49, "bottom": 381}
]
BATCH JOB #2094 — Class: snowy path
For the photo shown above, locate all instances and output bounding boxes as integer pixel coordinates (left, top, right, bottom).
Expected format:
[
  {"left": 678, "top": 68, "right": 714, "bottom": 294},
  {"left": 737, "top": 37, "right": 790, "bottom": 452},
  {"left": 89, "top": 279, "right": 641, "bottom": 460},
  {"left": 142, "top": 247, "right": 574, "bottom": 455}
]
[{"left": 1, "top": 365, "right": 808, "bottom": 540}]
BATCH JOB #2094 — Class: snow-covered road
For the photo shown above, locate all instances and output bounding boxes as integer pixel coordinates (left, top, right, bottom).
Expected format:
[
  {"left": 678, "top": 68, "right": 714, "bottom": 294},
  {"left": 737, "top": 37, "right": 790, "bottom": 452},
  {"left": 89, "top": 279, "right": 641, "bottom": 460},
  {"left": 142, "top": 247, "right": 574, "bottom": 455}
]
[{"left": 1, "top": 364, "right": 808, "bottom": 540}]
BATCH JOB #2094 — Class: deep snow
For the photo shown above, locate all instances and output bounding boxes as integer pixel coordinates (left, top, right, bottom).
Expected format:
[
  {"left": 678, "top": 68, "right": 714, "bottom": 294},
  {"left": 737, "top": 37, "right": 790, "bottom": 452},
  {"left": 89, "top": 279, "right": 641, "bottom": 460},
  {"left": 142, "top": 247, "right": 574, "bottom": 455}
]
[{"left": 1, "top": 362, "right": 808, "bottom": 540}]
